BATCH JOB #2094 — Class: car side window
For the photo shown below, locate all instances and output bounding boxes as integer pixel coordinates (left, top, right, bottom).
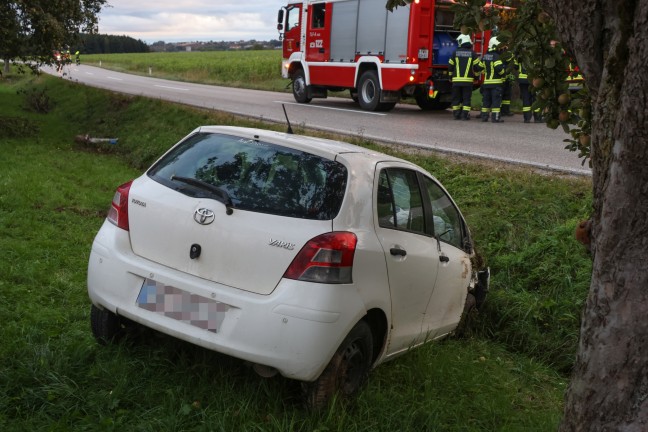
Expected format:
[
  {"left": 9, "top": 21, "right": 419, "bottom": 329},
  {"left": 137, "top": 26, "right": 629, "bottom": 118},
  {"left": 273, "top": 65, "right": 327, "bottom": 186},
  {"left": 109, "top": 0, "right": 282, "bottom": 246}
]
[
  {"left": 377, "top": 169, "right": 426, "bottom": 235},
  {"left": 423, "top": 176, "right": 464, "bottom": 249}
]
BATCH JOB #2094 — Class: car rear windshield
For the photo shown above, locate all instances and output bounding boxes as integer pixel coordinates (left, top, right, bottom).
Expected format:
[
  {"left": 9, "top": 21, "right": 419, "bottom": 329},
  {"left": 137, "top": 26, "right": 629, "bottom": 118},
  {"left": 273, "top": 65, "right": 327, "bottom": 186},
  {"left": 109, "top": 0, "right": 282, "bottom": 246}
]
[{"left": 148, "top": 132, "right": 348, "bottom": 220}]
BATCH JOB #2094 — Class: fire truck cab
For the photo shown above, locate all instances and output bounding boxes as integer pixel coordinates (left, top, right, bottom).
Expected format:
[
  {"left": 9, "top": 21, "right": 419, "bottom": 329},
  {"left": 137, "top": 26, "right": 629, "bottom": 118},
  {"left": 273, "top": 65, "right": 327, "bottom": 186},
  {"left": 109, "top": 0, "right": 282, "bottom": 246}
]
[{"left": 277, "top": 0, "right": 488, "bottom": 112}]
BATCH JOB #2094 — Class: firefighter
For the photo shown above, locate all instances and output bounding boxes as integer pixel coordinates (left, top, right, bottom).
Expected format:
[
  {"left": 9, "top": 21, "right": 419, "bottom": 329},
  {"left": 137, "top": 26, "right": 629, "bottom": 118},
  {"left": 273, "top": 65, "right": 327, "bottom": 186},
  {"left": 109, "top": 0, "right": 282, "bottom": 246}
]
[
  {"left": 516, "top": 59, "right": 532, "bottom": 123},
  {"left": 448, "top": 34, "right": 483, "bottom": 121},
  {"left": 496, "top": 39, "right": 514, "bottom": 117},
  {"left": 516, "top": 60, "right": 543, "bottom": 123},
  {"left": 480, "top": 36, "right": 506, "bottom": 123},
  {"left": 53, "top": 49, "right": 63, "bottom": 76}
]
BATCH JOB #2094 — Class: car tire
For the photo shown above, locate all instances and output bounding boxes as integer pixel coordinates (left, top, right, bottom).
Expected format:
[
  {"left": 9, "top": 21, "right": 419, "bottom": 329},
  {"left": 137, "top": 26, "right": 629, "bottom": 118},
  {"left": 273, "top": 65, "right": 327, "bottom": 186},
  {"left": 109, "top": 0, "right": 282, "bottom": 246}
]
[
  {"left": 90, "top": 304, "right": 124, "bottom": 345},
  {"left": 292, "top": 69, "right": 312, "bottom": 104},
  {"left": 303, "top": 320, "right": 373, "bottom": 409}
]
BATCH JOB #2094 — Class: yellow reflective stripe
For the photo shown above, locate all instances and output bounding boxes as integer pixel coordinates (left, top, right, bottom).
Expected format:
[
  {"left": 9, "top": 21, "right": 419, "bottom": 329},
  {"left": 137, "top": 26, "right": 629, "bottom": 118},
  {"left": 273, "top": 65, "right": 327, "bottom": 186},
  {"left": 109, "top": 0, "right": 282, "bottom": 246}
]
[{"left": 461, "top": 58, "right": 473, "bottom": 79}]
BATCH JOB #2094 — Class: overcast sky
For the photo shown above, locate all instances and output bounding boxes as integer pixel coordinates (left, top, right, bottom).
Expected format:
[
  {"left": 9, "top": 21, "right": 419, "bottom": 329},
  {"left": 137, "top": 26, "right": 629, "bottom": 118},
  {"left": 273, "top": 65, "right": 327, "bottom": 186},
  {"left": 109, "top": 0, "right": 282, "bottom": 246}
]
[{"left": 98, "top": 0, "right": 281, "bottom": 43}]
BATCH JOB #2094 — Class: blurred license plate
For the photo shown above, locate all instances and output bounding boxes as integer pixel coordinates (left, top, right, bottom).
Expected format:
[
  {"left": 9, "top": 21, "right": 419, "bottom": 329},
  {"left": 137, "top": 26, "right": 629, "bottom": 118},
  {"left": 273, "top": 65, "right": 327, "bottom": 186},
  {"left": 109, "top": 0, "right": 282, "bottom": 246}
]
[{"left": 137, "top": 279, "right": 229, "bottom": 333}]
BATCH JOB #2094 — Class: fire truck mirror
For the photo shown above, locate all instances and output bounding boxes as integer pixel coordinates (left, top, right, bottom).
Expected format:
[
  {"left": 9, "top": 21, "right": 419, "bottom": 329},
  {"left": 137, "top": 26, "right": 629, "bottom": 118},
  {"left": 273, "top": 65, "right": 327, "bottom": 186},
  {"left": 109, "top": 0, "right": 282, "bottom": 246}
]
[{"left": 277, "top": 9, "right": 284, "bottom": 26}]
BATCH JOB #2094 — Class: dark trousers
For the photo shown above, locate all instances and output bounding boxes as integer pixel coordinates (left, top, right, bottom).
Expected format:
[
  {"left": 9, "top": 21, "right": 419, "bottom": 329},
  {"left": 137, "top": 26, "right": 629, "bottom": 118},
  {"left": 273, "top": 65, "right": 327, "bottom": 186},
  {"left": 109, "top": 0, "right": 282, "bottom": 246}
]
[
  {"left": 481, "top": 86, "right": 503, "bottom": 113},
  {"left": 451, "top": 85, "right": 472, "bottom": 112},
  {"left": 519, "top": 82, "right": 533, "bottom": 121},
  {"left": 501, "top": 81, "right": 512, "bottom": 114}
]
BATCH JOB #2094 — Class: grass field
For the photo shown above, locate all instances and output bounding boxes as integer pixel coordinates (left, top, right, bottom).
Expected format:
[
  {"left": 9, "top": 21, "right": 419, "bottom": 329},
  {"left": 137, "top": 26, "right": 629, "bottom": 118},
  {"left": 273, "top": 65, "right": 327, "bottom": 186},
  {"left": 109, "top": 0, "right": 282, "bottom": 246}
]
[
  {"left": 0, "top": 68, "right": 592, "bottom": 430},
  {"left": 83, "top": 51, "right": 287, "bottom": 92}
]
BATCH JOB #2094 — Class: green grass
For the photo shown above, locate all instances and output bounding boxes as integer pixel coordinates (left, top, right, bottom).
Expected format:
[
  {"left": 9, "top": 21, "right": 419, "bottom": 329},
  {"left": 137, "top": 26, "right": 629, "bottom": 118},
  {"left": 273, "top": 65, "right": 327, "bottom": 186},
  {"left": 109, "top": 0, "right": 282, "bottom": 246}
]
[
  {"left": 0, "top": 69, "right": 592, "bottom": 430},
  {"left": 83, "top": 51, "right": 287, "bottom": 92}
]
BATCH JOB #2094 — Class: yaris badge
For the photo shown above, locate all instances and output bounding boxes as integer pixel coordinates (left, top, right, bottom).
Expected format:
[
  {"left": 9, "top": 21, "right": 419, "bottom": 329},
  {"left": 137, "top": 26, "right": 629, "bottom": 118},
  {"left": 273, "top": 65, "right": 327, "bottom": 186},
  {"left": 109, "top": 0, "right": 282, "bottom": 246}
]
[{"left": 194, "top": 208, "right": 215, "bottom": 225}]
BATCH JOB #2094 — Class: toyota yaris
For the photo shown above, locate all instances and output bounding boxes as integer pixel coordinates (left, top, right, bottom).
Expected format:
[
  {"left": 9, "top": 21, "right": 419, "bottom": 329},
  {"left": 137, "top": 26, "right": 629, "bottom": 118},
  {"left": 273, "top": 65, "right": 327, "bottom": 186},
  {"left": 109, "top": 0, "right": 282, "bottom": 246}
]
[{"left": 88, "top": 126, "right": 488, "bottom": 407}]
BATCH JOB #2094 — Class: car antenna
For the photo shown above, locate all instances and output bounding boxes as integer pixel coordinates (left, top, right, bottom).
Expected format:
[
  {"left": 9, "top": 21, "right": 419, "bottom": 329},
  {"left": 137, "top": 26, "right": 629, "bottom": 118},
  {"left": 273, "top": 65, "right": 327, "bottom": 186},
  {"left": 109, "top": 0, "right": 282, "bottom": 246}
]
[{"left": 282, "top": 104, "right": 294, "bottom": 134}]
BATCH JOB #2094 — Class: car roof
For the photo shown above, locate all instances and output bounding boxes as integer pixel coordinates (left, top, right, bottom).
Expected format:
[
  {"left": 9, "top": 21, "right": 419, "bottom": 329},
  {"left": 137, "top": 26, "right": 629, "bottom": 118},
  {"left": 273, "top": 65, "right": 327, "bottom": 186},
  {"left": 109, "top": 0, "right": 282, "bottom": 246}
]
[{"left": 195, "top": 125, "right": 408, "bottom": 165}]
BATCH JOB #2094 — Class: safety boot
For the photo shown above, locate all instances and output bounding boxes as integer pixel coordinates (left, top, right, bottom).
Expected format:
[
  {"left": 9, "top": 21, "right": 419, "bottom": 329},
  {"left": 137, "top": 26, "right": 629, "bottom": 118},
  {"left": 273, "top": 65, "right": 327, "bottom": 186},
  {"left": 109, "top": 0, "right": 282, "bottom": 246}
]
[
  {"left": 491, "top": 112, "right": 503, "bottom": 123},
  {"left": 453, "top": 110, "right": 462, "bottom": 120},
  {"left": 462, "top": 110, "right": 471, "bottom": 121},
  {"left": 523, "top": 113, "right": 531, "bottom": 123},
  {"left": 481, "top": 112, "right": 489, "bottom": 122}
]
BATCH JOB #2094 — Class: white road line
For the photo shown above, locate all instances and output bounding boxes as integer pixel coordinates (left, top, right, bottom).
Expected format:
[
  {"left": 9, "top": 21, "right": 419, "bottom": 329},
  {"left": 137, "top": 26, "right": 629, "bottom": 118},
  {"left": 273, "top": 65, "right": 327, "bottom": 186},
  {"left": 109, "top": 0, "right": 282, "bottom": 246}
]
[
  {"left": 154, "top": 85, "right": 190, "bottom": 91},
  {"left": 275, "top": 101, "right": 388, "bottom": 116},
  {"left": 85, "top": 72, "right": 94, "bottom": 75},
  {"left": 107, "top": 76, "right": 123, "bottom": 81}
]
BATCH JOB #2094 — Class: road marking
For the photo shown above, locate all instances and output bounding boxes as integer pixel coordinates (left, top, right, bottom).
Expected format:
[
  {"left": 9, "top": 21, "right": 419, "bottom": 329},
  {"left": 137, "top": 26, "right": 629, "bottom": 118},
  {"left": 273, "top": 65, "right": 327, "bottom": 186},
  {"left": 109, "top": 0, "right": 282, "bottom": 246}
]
[
  {"left": 275, "top": 101, "right": 388, "bottom": 116},
  {"left": 85, "top": 72, "right": 94, "bottom": 75},
  {"left": 107, "top": 76, "right": 123, "bottom": 81},
  {"left": 154, "top": 85, "right": 190, "bottom": 91}
]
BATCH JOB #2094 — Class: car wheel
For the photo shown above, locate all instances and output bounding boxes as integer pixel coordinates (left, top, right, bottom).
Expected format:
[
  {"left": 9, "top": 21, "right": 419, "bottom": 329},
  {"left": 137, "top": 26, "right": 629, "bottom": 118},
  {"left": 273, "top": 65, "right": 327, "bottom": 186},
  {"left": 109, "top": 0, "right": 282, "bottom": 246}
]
[
  {"left": 358, "top": 70, "right": 382, "bottom": 111},
  {"left": 303, "top": 320, "right": 373, "bottom": 409},
  {"left": 292, "top": 69, "right": 312, "bottom": 104},
  {"left": 90, "top": 304, "right": 124, "bottom": 345}
]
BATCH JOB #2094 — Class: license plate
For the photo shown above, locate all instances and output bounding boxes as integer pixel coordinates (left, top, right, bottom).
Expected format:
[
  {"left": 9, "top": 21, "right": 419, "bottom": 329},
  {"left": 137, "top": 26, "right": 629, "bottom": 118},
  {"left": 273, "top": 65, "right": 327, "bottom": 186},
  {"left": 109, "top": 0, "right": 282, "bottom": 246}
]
[
  {"left": 418, "top": 48, "right": 429, "bottom": 60},
  {"left": 137, "top": 279, "right": 229, "bottom": 333}
]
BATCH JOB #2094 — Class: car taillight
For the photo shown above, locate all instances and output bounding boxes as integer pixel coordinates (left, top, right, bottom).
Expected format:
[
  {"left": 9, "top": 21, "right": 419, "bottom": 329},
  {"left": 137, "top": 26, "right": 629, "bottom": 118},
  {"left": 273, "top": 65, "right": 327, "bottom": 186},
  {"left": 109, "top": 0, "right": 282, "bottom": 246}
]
[
  {"left": 107, "top": 180, "right": 133, "bottom": 231},
  {"left": 283, "top": 232, "right": 357, "bottom": 284}
]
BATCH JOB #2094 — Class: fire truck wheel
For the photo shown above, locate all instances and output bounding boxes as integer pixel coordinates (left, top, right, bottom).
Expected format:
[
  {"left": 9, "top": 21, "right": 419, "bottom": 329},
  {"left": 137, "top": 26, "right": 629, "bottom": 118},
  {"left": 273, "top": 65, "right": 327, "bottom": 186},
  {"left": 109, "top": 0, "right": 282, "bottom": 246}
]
[
  {"left": 358, "top": 70, "right": 382, "bottom": 111},
  {"left": 292, "top": 69, "right": 312, "bottom": 104},
  {"left": 415, "top": 91, "right": 451, "bottom": 111}
]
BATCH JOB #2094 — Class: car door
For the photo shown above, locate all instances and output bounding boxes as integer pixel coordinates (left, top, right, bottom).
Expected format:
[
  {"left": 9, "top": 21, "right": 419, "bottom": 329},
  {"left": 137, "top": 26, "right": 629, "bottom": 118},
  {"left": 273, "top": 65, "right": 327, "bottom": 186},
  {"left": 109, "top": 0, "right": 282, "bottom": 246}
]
[
  {"left": 374, "top": 165, "right": 440, "bottom": 354},
  {"left": 420, "top": 176, "right": 473, "bottom": 338}
]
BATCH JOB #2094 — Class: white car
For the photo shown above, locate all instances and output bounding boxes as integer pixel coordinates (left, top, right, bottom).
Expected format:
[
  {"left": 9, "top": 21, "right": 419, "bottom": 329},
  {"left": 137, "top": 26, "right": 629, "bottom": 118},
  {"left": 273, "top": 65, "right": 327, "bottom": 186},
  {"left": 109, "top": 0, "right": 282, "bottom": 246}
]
[{"left": 88, "top": 125, "right": 488, "bottom": 407}]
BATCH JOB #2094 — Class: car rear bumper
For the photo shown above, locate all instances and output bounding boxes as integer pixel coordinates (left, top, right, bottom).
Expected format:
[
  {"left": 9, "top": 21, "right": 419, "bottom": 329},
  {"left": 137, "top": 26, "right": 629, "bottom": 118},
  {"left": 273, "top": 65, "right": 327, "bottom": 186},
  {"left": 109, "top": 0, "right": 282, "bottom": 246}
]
[{"left": 87, "top": 221, "right": 366, "bottom": 381}]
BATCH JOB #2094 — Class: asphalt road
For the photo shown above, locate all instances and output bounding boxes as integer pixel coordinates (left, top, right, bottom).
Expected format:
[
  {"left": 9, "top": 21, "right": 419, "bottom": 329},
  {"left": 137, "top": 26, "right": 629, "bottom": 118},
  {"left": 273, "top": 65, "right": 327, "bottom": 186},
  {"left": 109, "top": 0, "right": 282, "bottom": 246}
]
[{"left": 45, "top": 64, "right": 591, "bottom": 176}]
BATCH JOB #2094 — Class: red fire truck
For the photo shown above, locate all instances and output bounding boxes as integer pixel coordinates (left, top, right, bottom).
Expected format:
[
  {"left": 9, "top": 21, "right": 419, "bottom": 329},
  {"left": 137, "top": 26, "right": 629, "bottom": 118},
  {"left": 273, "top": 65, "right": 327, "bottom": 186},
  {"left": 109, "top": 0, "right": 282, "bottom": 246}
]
[{"left": 277, "top": 0, "right": 489, "bottom": 112}]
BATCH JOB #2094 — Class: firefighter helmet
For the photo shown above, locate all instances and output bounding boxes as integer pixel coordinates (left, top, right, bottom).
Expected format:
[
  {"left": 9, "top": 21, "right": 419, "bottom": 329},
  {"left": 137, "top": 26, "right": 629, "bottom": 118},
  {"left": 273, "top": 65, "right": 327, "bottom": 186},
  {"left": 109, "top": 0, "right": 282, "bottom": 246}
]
[
  {"left": 456, "top": 34, "right": 472, "bottom": 46},
  {"left": 488, "top": 36, "right": 500, "bottom": 50}
]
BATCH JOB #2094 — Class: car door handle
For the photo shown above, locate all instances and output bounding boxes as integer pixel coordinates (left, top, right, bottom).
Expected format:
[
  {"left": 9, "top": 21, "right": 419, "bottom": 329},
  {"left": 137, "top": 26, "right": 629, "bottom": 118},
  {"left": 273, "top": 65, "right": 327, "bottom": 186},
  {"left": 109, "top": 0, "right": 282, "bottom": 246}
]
[
  {"left": 390, "top": 248, "right": 407, "bottom": 257},
  {"left": 439, "top": 255, "right": 450, "bottom": 263}
]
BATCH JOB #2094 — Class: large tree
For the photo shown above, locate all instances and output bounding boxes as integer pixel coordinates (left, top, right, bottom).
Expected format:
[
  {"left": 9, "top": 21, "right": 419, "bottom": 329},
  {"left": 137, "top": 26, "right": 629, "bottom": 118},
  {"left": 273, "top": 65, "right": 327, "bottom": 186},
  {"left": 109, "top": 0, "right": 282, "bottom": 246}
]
[
  {"left": 388, "top": 0, "right": 648, "bottom": 429},
  {"left": 0, "top": 0, "right": 107, "bottom": 74},
  {"left": 539, "top": 1, "right": 648, "bottom": 430}
]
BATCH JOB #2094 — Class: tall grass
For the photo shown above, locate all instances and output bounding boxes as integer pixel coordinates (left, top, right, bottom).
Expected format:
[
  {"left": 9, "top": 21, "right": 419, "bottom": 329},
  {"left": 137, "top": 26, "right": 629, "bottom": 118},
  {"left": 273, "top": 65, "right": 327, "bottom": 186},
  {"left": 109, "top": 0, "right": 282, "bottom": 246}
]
[{"left": 0, "top": 70, "right": 591, "bottom": 430}]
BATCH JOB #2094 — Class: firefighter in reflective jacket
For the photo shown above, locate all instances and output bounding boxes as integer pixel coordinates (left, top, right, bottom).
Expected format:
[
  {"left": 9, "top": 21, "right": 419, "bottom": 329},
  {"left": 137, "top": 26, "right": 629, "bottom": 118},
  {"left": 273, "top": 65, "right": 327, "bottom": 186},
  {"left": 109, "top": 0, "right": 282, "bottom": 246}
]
[
  {"left": 448, "top": 34, "right": 483, "bottom": 120},
  {"left": 480, "top": 36, "right": 506, "bottom": 123},
  {"left": 516, "top": 59, "right": 542, "bottom": 123}
]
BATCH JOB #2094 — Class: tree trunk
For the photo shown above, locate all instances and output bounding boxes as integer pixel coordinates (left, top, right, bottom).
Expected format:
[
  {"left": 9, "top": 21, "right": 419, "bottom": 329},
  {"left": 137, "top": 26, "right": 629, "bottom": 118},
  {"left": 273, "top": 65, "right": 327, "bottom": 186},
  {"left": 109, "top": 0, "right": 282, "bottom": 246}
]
[
  {"left": 2, "top": 57, "right": 9, "bottom": 75},
  {"left": 539, "top": 0, "right": 648, "bottom": 430}
]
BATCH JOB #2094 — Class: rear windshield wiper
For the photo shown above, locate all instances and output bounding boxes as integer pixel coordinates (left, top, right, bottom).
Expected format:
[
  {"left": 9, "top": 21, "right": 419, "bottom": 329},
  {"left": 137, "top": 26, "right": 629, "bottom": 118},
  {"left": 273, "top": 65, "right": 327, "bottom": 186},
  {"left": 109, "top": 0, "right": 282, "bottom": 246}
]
[{"left": 170, "top": 175, "right": 234, "bottom": 215}]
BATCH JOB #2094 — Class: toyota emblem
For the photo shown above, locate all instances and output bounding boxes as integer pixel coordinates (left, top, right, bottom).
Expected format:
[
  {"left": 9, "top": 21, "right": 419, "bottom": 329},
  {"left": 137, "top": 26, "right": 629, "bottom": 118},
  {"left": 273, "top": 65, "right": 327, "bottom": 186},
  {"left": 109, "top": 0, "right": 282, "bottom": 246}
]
[{"left": 194, "top": 208, "right": 215, "bottom": 225}]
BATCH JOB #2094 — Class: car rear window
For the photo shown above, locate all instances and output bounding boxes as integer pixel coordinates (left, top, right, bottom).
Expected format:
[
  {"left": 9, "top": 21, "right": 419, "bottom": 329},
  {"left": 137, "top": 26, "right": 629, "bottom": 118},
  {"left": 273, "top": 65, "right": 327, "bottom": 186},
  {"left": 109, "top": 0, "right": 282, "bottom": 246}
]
[{"left": 148, "top": 132, "right": 348, "bottom": 220}]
